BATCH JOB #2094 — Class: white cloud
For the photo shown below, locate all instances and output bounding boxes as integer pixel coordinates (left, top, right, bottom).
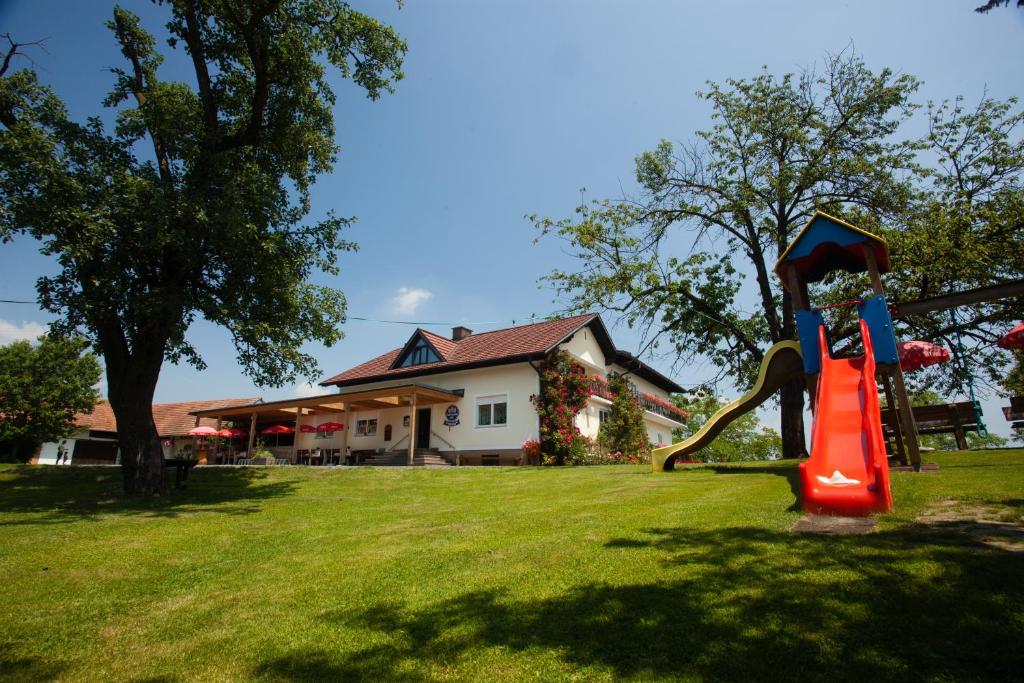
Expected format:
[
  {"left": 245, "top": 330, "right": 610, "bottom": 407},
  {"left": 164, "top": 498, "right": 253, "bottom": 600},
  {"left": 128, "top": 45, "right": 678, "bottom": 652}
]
[
  {"left": 292, "top": 381, "right": 325, "bottom": 398},
  {"left": 0, "top": 319, "right": 47, "bottom": 345},
  {"left": 392, "top": 287, "right": 433, "bottom": 315}
]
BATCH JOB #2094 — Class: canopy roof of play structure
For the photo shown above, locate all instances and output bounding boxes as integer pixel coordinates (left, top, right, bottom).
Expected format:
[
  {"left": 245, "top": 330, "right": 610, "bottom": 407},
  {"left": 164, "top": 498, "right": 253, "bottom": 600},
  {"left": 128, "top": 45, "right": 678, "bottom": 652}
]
[{"left": 775, "top": 211, "right": 890, "bottom": 289}]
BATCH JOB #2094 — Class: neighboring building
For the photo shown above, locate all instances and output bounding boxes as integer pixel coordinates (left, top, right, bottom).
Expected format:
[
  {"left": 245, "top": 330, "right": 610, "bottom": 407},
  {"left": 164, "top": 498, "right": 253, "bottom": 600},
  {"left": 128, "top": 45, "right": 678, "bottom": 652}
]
[
  {"left": 192, "top": 314, "right": 685, "bottom": 465},
  {"left": 35, "top": 398, "right": 259, "bottom": 465}
]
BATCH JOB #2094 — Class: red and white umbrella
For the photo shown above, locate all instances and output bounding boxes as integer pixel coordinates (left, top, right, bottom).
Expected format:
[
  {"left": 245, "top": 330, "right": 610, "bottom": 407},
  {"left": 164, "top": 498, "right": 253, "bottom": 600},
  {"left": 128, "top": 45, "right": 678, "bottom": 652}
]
[
  {"left": 997, "top": 322, "right": 1024, "bottom": 350},
  {"left": 260, "top": 424, "right": 294, "bottom": 447},
  {"left": 316, "top": 421, "right": 344, "bottom": 432},
  {"left": 187, "top": 425, "right": 219, "bottom": 437},
  {"left": 897, "top": 340, "right": 951, "bottom": 373}
]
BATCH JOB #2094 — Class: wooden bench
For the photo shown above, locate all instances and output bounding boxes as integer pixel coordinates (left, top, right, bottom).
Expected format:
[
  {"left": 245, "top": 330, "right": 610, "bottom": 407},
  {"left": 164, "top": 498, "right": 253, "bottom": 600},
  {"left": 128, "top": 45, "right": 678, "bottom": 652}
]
[
  {"left": 1002, "top": 396, "right": 1024, "bottom": 433},
  {"left": 881, "top": 401, "right": 981, "bottom": 451}
]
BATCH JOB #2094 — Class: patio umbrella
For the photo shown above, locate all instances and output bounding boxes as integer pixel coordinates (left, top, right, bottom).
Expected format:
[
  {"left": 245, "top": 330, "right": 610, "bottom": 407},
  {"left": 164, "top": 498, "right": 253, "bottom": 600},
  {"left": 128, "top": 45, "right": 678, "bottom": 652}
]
[
  {"left": 316, "top": 421, "right": 344, "bottom": 432},
  {"left": 260, "top": 424, "right": 295, "bottom": 447},
  {"left": 897, "top": 340, "right": 951, "bottom": 373},
  {"left": 299, "top": 424, "right": 318, "bottom": 433},
  {"left": 997, "top": 322, "right": 1024, "bottom": 350},
  {"left": 187, "top": 426, "right": 219, "bottom": 437}
]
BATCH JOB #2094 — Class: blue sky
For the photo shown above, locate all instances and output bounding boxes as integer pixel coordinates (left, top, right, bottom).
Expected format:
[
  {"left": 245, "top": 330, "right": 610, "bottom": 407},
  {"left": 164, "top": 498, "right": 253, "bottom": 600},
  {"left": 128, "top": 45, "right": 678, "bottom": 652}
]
[{"left": 1, "top": 1, "right": 1022, "bottom": 436}]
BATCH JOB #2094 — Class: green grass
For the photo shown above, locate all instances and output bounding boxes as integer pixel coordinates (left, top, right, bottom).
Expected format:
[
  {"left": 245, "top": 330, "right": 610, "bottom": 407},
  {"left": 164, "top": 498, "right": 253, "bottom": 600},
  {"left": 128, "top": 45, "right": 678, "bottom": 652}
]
[{"left": 1, "top": 451, "right": 1022, "bottom": 682}]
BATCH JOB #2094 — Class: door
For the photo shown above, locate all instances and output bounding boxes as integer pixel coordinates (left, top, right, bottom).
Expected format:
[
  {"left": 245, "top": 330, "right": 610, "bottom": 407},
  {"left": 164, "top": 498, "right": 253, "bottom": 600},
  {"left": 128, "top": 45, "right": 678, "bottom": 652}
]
[{"left": 415, "top": 408, "right": 431, "bottom": 449}]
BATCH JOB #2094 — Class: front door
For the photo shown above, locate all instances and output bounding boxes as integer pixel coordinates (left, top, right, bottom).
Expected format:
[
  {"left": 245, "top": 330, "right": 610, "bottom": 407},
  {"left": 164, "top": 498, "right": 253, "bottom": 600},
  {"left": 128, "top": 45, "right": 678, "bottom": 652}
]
[{"left": 415, "top": 408, "right": 431, "bottom": 449}]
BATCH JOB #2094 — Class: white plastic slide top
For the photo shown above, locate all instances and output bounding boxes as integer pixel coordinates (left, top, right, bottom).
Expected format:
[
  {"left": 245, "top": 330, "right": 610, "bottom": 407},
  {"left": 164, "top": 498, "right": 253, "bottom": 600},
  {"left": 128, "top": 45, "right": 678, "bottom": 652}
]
[{"left": 815, "top": 470, "right": 861, "bottom": 486}]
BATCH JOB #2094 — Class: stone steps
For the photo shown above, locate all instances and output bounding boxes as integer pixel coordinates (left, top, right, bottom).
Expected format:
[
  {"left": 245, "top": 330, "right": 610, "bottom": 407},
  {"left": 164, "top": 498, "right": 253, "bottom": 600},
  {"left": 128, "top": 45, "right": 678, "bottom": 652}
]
[{"left": 362, "top": 449, "right": 452, "bottom": 467}]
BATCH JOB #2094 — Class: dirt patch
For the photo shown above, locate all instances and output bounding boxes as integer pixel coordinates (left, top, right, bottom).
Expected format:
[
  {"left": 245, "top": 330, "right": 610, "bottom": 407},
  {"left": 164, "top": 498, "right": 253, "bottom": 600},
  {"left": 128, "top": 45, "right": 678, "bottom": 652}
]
[
  {"left": 917, "top": 499, "right": 1024, "bottom": 553},
  {"left": 791, "top": 515, "right": 877, "bottom": 535}
]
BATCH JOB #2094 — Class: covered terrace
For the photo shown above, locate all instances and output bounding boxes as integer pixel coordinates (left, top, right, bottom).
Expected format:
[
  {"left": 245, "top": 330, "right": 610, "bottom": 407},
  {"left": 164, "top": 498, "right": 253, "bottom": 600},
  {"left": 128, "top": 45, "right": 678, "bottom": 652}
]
[{"left": 189, "top": 383, "right": 463, "bottom": 466}]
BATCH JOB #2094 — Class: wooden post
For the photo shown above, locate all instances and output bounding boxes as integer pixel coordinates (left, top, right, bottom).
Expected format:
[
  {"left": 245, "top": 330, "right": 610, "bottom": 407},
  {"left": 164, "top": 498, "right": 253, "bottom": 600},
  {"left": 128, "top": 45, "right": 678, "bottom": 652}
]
[
  {"left": 950, "top": 404, "right": 968, "bottom": 450},
  {"left": 340, "top": 404, "right": 349, "bottom": 465},
  {"left": 247, "top": 413, "right": 257, "bottom": 457},
  {"left": 407, "top": 393, "right": 417, "bottom": 466},
  {"left": 880, "top": 370, "right": 907, "bottom": 466},
  {"left": 863, "top": 244, "right": 884, "bottom": 295},
  {"left": 215, "top": 417, "right": 222, "bottom": 465},
  {"left": 291, "top": 410, "right": 302, "bottom": 464},
  {"left": 891, "top": 366, "right": 921, "bottom": 470}
]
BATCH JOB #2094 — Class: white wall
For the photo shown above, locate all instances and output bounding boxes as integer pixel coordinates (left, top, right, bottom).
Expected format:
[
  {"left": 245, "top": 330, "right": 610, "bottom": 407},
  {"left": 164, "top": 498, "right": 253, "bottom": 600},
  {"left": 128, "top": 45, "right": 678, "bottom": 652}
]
[
  {"left": 559, "top": 328, "right": 607, "bottom": 371},
  {"left": 329, "top": 363, "right": 541, "bottom": 451}
]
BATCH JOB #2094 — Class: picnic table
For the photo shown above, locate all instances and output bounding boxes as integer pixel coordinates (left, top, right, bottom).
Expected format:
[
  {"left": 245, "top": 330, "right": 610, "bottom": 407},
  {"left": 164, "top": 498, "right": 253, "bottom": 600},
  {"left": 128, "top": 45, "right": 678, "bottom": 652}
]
[
  {"left": 881, "top": 401, "right": 981, "bottom": 451},
  {"left": 164, "top": 458, "right": 199, "bottom": 489}
]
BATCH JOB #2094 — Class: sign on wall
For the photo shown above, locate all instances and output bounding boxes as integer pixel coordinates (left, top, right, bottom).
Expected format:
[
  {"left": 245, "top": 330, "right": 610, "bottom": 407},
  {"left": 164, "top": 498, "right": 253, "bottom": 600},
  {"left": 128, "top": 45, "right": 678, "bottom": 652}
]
[{"left": 443, "top": 405, "right": 460, "bottom": 430}]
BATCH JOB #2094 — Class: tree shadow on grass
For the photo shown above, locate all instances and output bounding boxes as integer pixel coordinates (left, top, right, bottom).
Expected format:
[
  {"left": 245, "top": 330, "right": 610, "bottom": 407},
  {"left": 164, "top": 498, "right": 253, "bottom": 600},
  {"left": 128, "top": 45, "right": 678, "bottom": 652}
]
[
  {"left": 703, "top": 463, "right": 803, "bottom": 511},
  {"left": 255, "top": 523, "right": 1023, "bottom": 682},
  {"left": 0, "top": 647, "right": 67, "bottom": 683},
  {"left": 0, "top": 466, "right": 298, "bottom": 525}
]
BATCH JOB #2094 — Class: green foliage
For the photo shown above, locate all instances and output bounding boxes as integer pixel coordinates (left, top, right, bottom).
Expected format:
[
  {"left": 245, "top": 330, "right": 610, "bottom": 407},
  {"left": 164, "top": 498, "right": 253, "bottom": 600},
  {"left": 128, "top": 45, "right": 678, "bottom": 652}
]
[
  {"left": 824, "top": 95, "right": 1024, "bottom": 400},
  {"left": 598, "top": 374, "right": 651, "bottom": 462},
  {"left": 529, "top": 350, "right": 590, "bottom": 465},
  {"left": 0, "top": 336, "right": 101, "bottom": 461},
  {"left": 672, "top": 393, "right": 782, "bottom": 462},
  {"left": 0, "top": 3, "right": 406, "bottom": 492}
]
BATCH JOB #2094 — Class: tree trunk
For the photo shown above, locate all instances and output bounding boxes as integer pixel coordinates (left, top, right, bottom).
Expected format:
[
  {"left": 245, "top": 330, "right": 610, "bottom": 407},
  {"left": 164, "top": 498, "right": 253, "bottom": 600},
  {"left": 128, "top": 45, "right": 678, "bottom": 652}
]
[
  {"left": 106, "top": 359, "right": 166, "bottom": 496},
  {"left": 779, "top": 377, "right": 807, "bottom": 459}
]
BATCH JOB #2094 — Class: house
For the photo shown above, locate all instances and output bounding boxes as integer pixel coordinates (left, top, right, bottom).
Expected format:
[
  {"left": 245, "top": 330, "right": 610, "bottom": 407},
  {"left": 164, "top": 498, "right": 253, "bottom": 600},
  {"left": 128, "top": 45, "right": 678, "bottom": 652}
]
[
  {"left": 34, "top": 397, "right": 259, "bottom": 465},
  {"left": 191, "top": 314, "right": 685, "bottom": 465}
]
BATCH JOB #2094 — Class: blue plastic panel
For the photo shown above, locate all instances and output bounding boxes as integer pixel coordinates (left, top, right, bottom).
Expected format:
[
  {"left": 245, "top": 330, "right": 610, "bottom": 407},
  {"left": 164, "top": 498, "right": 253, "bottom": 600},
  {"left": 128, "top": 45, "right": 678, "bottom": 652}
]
[
  {"left": 795, "top": 308, "right": 826, "bottom": 375},
  {"left": 858, "top": 295, "right": 899, "bottom": 366}
]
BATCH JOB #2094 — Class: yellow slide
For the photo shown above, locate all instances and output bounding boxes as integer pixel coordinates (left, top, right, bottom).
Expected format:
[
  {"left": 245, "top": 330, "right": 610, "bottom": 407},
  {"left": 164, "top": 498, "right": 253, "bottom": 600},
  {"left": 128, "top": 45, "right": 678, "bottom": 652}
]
[{"left": 652, "top": 341, "right": 804, "bottom": 472}]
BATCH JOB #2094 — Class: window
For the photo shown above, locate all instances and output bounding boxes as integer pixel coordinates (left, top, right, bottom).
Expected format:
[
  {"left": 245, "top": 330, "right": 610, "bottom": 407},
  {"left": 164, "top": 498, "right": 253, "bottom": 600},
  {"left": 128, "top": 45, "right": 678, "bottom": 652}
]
[
  {"left": 398, "top": 337, "right": 441, "bottom": 367},
  {"left": 476, "top": 395, "right": 508, "bottom": 428},
  {"left": 314, "top": 431, "right": 334, "bottom": 440},
  {"left": 355, "top": 419, "right": 378, "bottom": 436},
  {"left": 599, "top": 409, "right": 610, "bottom": 424}
]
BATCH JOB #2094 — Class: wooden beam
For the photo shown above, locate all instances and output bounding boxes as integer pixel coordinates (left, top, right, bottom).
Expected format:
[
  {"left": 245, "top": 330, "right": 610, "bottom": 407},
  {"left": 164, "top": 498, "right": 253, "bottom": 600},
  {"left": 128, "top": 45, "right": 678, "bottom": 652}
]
[
  {"left": 880, "top": 371, "right": 907, "bottom": 466},
  {"left": 787, "top": 265, "right": 807, "bottom": 309},
  {"left": 890, "top": 365, "right": 922, "bottom": 470},
  {"left": 247, "top": 413, "right": 257, "bottom": 457},
  {"left": 863, "top": 243, "right": 885, "bottom": 295},
  {"left": 407, "top": 393, "right": 417, "bottom": 466},
  {"left": 892, "top": 279, "right": 1024, "bottom": 319}
]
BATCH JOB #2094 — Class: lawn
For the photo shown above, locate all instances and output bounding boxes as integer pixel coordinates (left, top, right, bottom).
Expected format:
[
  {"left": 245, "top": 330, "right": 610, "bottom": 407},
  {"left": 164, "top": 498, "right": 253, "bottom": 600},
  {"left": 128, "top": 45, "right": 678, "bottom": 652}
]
[{"left": 1, "top": 451, "right": 1022, "bottom": 682}]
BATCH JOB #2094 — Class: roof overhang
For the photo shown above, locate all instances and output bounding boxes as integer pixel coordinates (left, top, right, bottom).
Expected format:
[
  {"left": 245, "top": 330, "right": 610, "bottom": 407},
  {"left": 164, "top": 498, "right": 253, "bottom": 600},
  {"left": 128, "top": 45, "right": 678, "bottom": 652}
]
[
  {"left": 774, "top": 211, "right": 890, "bottom": 291},
  {"left": 189, "top": 383, "right": 463, "bottom": 420}
]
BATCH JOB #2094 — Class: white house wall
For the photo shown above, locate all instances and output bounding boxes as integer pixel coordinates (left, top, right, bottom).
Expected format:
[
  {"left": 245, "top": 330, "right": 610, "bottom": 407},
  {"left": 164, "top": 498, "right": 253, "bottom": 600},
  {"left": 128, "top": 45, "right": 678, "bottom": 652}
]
[{"left": 327, "top": 363, "right": 541, "bottom": 452}]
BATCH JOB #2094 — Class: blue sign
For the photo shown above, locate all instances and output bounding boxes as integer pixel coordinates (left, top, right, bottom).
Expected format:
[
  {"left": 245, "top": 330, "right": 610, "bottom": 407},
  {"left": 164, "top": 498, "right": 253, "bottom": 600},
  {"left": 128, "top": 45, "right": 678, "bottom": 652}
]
[{"left": 443, "top": 405, "right": 460, "bottom": 429}]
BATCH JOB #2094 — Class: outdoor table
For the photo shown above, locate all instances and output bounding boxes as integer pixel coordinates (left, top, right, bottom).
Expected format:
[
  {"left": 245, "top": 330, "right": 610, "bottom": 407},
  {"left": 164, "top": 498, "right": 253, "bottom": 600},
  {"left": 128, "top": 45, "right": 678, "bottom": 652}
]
[{"left": 164, "top": 458, "right": 198, "bottom": 489}]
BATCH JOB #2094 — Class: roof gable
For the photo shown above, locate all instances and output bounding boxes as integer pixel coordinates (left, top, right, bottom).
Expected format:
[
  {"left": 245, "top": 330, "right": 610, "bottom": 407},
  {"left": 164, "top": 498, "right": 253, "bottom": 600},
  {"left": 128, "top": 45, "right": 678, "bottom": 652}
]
[{"left": 390, "top": 329, "right": 447, "bottom": 370}]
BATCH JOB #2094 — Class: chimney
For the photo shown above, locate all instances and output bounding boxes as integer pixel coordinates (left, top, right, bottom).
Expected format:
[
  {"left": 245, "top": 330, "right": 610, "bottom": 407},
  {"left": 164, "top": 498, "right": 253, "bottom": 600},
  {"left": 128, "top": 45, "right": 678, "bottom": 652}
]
[{"left": 452, "top": 326, "right": 473, "bottom": 341}]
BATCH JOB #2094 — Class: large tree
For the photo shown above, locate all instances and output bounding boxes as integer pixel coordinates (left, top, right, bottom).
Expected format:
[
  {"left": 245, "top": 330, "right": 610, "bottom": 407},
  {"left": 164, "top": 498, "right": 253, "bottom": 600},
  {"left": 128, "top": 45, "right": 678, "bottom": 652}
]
[
  {"left": 0, "top": 2, "right": 406, "bottom": 494},
  {"left": 531, "top": 53, "right": 921, "bottom": 458},
  {"left": 0, "top": 335, "right": 102, "bottom": 462}
]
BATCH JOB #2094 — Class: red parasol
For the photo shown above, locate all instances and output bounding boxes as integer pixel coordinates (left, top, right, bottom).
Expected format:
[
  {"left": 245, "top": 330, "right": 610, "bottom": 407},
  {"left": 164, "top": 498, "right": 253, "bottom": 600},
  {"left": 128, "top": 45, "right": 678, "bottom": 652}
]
[
  {"left": 316, "top": 421, "right": 344, "bottom": 432},
  {"left": 260, "top": 425, "right": 295, "bottom": 436},
  {"left": 299, "top": 424, "right": 318, "bottom": 433},
  {"left": 897, "top": 340, "right": 951, "bottom": 373},
  {"left": 187, "top": 426, "right": 218, "bottom": 437},
  {"left": 997, "top": 322, "right": 1024, "bottom": 350}
]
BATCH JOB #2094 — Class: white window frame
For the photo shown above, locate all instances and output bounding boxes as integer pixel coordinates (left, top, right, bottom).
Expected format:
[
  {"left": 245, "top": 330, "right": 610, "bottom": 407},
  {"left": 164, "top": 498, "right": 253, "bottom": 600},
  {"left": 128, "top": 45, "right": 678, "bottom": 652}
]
[
  {"left": 475, "top": 393, "right": 509, "bottom": 429},
  {"left": 355, "top": 416, "right": 379, "bottom": 437}
]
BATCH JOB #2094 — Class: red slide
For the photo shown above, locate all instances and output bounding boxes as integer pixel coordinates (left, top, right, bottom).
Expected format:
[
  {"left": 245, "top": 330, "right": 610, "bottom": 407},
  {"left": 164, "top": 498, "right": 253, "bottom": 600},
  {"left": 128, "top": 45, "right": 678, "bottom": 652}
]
[{"left": 800, "top": 319, "right": 893, "bottom": 516}]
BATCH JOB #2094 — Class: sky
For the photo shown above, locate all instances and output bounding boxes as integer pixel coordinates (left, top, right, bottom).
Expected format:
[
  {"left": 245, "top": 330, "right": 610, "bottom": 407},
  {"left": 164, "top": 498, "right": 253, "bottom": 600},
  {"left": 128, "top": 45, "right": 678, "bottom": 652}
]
[{"left": 0, "top": 0, "right": 1022, "bottom": 438}]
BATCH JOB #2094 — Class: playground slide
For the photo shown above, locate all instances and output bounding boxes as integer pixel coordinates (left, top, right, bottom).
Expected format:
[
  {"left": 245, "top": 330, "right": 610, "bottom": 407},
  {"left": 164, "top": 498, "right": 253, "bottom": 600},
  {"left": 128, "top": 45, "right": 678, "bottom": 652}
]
[
  {"left": 800, "top": 320, "right": 893, "bottom": 516},
  {"left": 651, "top": 341, "right": 804, "bottom": 472}
]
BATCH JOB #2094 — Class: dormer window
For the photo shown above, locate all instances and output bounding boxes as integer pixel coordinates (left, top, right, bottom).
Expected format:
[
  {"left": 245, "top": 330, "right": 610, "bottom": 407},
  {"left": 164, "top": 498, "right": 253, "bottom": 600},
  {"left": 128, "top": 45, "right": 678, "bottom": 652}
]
[{"left": 397, "top": 336, "right": 441, "bottom": 367}]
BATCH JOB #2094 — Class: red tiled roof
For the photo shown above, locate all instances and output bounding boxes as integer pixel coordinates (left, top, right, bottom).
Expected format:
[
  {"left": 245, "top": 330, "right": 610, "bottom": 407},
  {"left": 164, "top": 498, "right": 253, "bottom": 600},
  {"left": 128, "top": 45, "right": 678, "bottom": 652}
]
[
  {"left": 321, "top": 314, "right": 600, "bottom": 386},
  {"left": 75, "top": 398, "right": 260, "bottom": 437}
]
